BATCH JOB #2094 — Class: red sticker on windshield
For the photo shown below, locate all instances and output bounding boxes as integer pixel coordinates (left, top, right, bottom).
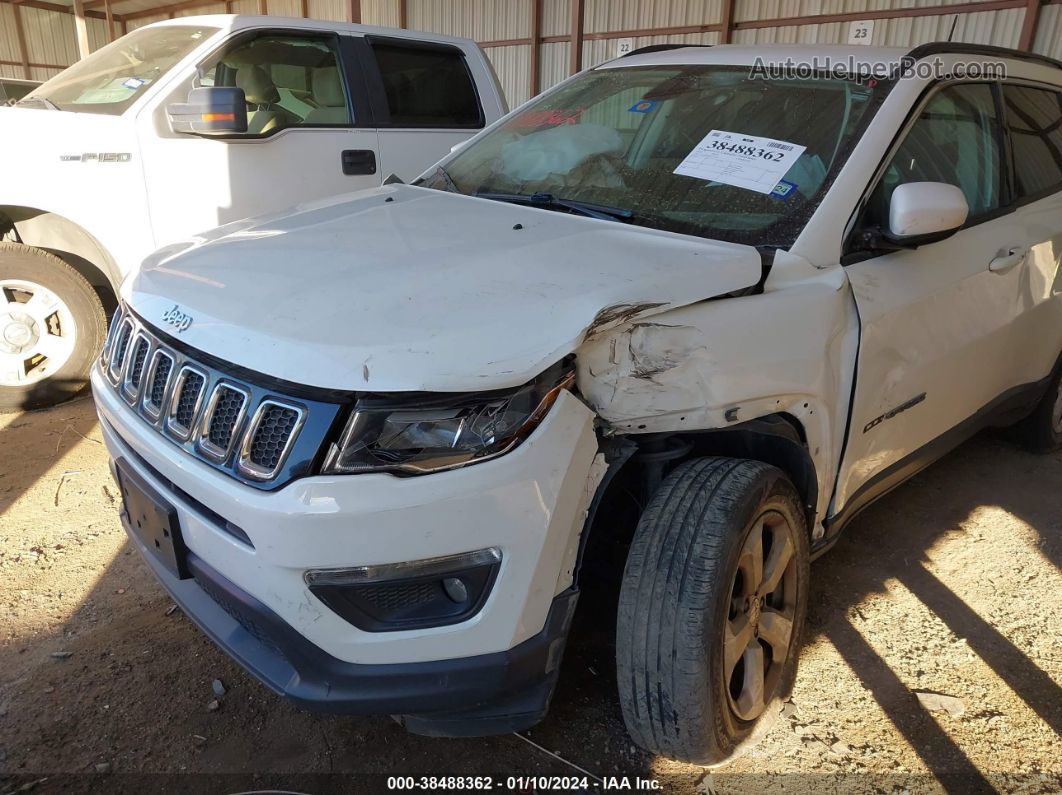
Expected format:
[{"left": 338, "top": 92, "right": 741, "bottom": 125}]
[{"left": 506, "top": 108, "right": 586, "bottom": 129}]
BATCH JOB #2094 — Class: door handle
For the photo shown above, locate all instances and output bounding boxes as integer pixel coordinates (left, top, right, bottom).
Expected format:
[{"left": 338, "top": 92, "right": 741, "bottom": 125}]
[
  {"left": 341, "top": 149, "right": 377, "bottom": 176},
  {"left": 989, "top": 246, "right": 1026, "bottom": 274}
]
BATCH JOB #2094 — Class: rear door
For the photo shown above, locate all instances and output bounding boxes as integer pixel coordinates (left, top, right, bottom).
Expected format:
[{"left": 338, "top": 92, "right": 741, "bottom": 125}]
[
  {"left": 359, "top": 37, "right": 487, "bottom": 181},
  {"left": 997, "top": 82, "right": 1062, "bottom": 388},
  {"left": 139, "top": 28, "right": 380, "bottom": 248},
  {"left": 833, "top": 81, "right": 1031, "bottom": 516}
]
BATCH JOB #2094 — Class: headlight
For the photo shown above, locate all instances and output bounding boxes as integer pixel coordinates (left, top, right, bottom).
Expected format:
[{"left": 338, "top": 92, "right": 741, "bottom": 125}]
[{"left": 321, "top": 363, "right": 574, "bottom": 475}]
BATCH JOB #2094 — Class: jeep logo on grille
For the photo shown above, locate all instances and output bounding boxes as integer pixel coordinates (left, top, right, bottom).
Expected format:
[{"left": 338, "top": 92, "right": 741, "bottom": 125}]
[{"left": 162, "top": 305, "right": 193, "bottom": 333}]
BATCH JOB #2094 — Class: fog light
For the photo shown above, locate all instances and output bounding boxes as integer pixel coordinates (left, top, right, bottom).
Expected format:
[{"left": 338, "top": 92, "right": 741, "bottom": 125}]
[
  {"left": 442, "top": 577, "right": 468, "bottom": 604},
  {"left": 304, "top": 548, "right": 501, "bottom": 632}
]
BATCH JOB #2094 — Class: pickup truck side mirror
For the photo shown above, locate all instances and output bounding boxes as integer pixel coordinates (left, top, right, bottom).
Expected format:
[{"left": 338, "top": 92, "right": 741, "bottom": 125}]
[{"left": 167, "top": 86, "right": 248, "bottom": 136}]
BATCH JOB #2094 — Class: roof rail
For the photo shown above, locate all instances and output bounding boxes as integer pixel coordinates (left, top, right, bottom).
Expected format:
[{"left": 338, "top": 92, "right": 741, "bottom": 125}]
[
  {"left": 907, "top": 42, "right": 1062, "bottom": 72},
  {"left": 622, "top": 43, "right": 713, "bottom": 58}
]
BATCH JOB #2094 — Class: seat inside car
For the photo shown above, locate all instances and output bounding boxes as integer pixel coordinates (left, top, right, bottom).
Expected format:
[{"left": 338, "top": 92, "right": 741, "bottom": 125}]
[
  {"left": 304, "top": 66, "right": 350, "bottom": 125},
  {"left": 236, "top": 64, "right": 300, "bottom": 134}
]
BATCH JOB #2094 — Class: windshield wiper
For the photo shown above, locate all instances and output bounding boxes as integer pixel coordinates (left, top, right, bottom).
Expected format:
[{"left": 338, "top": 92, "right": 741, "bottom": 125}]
[
  {"left": 16, "top": 96, "right": 61, "bottom": 111},
  {"left": 476, "top": 191, "right": 635, "bottom": 223}
]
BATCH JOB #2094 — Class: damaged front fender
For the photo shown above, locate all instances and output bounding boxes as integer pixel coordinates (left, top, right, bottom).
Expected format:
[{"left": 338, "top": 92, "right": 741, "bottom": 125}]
[{"left": 574, "top": 267, "right": 859, "bottom": 523}]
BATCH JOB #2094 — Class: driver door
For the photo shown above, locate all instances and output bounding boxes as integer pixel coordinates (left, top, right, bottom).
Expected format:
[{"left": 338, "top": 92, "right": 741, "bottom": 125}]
[
  {"left": 833, "top": 81, "right": 1028, "bottom": 513},
  {"left": 139, "top": 29, "right": 380, "bottom": 249}
]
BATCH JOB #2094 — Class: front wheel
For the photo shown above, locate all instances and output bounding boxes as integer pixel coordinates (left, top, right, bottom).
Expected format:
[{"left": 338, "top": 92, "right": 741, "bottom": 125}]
[
  {"left": 0, "top": 243, "right": 107, "bottom": 411},
  {"left": 616, "top": 457, "right": 810, "bottom": 765}
]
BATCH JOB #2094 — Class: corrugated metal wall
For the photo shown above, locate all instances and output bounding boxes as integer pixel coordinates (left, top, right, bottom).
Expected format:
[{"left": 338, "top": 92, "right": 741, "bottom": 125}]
[
  {"left": 9, "top": 0, "right": 1062, "bottom": 105},
  {"left": 585, "top": 0, "right": 722, "bottom": 32},
  {"left": 1034, "top": 4, "right": 1062, "bottom": 60},
  {"left": 0, "top": 4, "right": 21, "bottom": 79}
]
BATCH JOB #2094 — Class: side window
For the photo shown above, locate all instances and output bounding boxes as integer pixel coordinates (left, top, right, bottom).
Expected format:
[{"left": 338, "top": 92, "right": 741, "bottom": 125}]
[
  {"left": 204, "top": 33, "right": 351, "bottom": 135},
  {"left": 864, "top": 83, "right": 1001, "bottom": 229},
  {"left": 370, "top": 41, "right": 482, "bottom": 128},
  {"left": 1003, "top": 84, "right": 1062, "bottom": 199}
]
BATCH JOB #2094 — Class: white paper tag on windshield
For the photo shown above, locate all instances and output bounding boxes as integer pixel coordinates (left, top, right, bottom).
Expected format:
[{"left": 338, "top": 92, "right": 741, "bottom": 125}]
[{"left": 674, "top": 130, "right": 807, "bottom": 194}]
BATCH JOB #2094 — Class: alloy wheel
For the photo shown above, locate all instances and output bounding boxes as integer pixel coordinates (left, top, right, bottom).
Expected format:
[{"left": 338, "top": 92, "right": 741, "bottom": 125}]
[{"left": 723, "top": 510, "right": 799, "bottom": 722}]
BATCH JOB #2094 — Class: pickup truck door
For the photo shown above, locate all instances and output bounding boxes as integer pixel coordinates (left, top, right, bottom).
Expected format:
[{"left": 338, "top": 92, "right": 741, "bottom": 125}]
[
  {"left": 138, "top": 29, "right": 380, "bottom": 249},
  {"left": 358, "top": 36, "right": 489, "bottom": 182},
  {"left": 832, "top": 81, "right": 1038, "bottom": 521}
]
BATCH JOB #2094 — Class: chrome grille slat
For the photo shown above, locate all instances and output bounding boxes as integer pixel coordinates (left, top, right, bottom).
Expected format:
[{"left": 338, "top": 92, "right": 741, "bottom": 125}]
[
  {"left": 101, "top": 313, "right": 307, "bottom": 483},
  {"left": 166, "top": 366, "right": 207, "bottom": 441},
  {"left": 197, "top": 383, "right": 249, "bottom": 462},
  {"left": 141, "top": 349, "right": 175, "bottom": 421},
  {"left": 107, "top": 318, "right": 134, "bottom": 383},
  {"left": 101, "top": 309, "right": 125, "bottom": 365},
  {"left": 120, "top": 334, "right": 151, "bottom": 402},
  {"left": 238, "top": 400, "right": 306, "bottom": 481}
]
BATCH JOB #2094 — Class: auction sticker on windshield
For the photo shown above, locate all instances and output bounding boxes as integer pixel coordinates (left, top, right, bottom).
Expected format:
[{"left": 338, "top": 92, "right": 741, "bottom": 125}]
[{"left": 674, "top": 130, "right": 807, "bottom": 194}]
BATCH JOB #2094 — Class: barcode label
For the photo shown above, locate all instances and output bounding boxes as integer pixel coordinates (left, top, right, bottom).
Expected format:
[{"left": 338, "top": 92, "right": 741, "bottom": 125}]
[{"left": 674, "top": 129, "right": 807, "bottom": 194}]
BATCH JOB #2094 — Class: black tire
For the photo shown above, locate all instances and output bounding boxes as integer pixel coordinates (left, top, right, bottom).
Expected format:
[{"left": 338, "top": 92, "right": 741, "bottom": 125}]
[
  {"left": 1017, "top": 358, "right": 1062, "bottom": 453},
  {"left": 0, "top": 243, "right": 107, "bottom": 412},
  {"left": 616, "top": 457, "right": 810, "bottom": 765}
]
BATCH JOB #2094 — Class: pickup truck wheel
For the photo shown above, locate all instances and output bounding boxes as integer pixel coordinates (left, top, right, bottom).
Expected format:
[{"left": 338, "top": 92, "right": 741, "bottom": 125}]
[
  {"left": 0, "top": 243, "right": 106, "bottom": 411},
  {"left": 616, "top": 457, "right": 809, "bottom": 765},
  {"left": 1018, "top": 360, "right": 1062, "bottom": 453}
]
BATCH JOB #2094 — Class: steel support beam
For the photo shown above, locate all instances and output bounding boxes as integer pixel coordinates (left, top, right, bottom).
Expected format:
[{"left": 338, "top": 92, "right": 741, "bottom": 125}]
[
  {"left": 529, "top": 0, "right": 542, "bottom": 97},
  {"left": 1018, "top": 0, "right": 1044, "bottom": 49},
  {"left": 104, "top": 0, "right": 115, "bottom": 40},
  {"left": 719, "top": 0, "right": 735, "bottom": 43},
  {"left": 569, "top": 0, "right": 583, "bottom": 75},
  {"left": 72, "top": 0, "right": 92, "bottom": 59},
  {"left": 12, "top": 3, "right": 32, "bottom": 79}
]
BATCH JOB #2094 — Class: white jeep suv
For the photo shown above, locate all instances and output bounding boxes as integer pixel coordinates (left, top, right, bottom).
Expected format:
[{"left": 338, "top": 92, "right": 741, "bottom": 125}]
[{"left": 92, "top": 42, "right": 1062, "bottom": 763}]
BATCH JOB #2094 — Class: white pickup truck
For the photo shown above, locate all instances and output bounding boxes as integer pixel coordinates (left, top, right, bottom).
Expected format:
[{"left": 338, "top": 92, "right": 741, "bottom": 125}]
[
  {"left": 0, "top": 15, "right": 505, "bottom": 410},
  {"left": 92, "top": 43, "right": 1061, "bottom": 764}
]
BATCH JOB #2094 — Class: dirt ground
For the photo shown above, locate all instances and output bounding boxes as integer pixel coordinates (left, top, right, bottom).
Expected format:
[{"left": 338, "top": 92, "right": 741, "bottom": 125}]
[{"left": 0, "top": 395, "right": 1059, "bottom": 795}]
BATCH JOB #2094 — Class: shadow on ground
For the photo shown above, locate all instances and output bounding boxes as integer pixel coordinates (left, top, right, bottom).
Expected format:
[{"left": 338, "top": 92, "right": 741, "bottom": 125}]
[{"left": 0, "top": 398, "right": 1058, "bottom": 794}]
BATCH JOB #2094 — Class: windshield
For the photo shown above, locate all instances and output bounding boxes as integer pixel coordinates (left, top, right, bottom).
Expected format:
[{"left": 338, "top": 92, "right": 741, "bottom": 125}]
[
  {"left": 22, "top": 25, "right": 218, "bottom": 116},
  {"left": 423, "top": 65, "right": 889, "bottom": 247}
]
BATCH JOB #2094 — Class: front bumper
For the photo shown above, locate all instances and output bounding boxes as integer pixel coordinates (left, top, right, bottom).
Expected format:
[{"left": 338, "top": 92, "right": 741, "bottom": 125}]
[
  {"left": 91, "top": 364, "right": 601, "bottom": 724},
  {"left": 131, "top": 519, "right": 578, "bottom": 732}
]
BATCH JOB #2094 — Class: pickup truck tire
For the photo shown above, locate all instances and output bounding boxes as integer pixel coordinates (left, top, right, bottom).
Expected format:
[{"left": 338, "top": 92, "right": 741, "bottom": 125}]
[
  {"left": 0, "top": 243, "right": 107, "bottom": 412},
  {"left": 1018, "top": 359, "right": 1062, "bottom": 453},
  {"left": 616, "top": 457, "right": 809, "bottom": 765}
]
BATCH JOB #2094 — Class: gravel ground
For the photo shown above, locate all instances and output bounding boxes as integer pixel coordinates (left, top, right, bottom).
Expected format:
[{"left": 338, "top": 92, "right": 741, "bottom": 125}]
[{"left": 0, "top": 395, "right": 1059, "bottom": 794}]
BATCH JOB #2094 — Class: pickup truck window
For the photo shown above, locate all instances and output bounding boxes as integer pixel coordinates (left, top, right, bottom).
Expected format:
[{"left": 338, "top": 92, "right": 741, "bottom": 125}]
[
  {"left": 1002, "top": 85, "right": 1062, "bottom": 199},
  {"left": 370, "top": 41, "right": 483, "bottom": 128},
  {"left": 20, "top": 25, "right": 217, "bottom": 116},
  {"left": 0, "top": 79, "right": 37, "bottom": 105},
  {"left": 202, "top": 33, "right": 352, "bottom": 134},
  {"left": 428, "top": 65, "right": 886, "bottom": 247},
  {"left": 862, "top": 82, "right": 1002, "bottom": 230}
]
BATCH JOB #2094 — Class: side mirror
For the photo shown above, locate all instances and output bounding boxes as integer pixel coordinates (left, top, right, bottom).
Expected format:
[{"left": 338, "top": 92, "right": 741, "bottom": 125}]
[
  {"left": 885, "top": 182, "right": 969, "bottom": 247},
  {"left": 167, "top": 86, "right": 247, "bottom": 136}
]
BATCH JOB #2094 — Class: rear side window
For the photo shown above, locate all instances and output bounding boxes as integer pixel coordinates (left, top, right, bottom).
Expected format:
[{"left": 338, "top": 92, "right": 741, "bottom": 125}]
[
  {"left": 370, "top": 41, "right": 482, "bottom": 128},
  {"left": 1003, "top": 85, "right": 1062, "bottom": 199}
]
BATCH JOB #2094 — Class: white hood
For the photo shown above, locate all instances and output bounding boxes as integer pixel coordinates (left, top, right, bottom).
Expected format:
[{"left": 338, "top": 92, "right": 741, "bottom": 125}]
[{"left": 128, "top": 185, "right": 762, "bottom": 392}]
